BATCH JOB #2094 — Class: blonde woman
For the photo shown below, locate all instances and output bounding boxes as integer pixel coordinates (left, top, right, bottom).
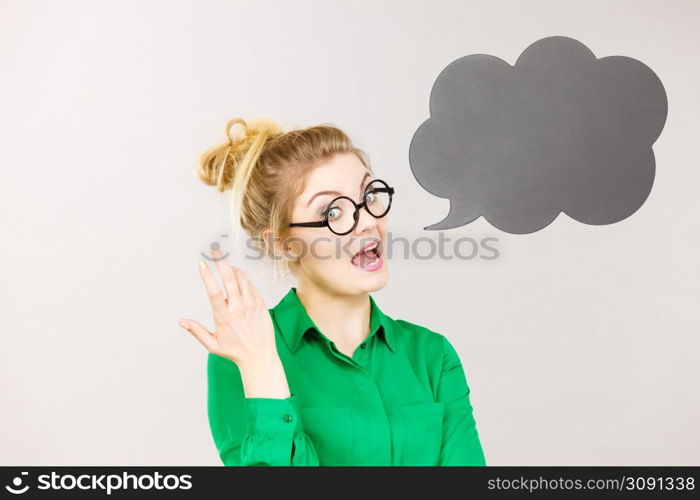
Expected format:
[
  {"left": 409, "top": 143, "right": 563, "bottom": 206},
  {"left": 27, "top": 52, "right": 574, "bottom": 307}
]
[{"left": 178, "top": 118, "right": 486, "bottom": 466}]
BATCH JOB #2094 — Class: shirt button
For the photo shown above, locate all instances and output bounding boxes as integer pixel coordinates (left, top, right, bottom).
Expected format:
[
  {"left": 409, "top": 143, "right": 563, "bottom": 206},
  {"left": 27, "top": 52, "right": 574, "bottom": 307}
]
[
  {"left": 360, "top": 343, "right": 366, "bottom": 349},
  {"left": 283, "top": 414, "right": 293, "bottom": 423}
]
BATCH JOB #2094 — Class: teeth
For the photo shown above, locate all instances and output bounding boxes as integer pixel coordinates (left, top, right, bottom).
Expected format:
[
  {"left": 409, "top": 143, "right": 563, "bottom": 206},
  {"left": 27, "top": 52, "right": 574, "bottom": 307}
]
[{"left": 353, "top": 241, "right": 378, "bottom": 259}]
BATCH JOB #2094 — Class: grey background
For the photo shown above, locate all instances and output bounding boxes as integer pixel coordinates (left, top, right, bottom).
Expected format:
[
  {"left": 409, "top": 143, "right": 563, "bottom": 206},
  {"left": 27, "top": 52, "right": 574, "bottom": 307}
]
[{"left": 1, "top": 0, "right": 698, "bottom": 465}]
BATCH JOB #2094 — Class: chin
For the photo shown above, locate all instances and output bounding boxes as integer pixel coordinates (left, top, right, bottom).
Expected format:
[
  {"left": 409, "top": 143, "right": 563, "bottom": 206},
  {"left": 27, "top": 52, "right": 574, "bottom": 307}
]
[{"left": 352, "top": 266, "right": 389, "bottom": 293}]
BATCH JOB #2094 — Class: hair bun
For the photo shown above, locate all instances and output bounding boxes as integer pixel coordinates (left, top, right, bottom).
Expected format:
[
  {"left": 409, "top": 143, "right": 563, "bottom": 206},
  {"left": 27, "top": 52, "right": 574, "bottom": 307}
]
[{"left": 197, "top": 117, "right": 282, "bottom": 192}]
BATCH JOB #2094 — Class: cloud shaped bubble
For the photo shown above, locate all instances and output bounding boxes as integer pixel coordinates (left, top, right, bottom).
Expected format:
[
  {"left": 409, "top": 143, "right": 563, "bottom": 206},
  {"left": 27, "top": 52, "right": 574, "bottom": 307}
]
[{"left": 410, "top": 36, "right": 668, "bottom": 234}]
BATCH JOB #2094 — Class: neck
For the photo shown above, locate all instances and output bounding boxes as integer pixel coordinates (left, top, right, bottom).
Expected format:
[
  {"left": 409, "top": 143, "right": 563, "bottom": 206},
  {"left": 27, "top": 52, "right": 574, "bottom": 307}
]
[{"left": 294, "top": 283, "right": 371, "bottom": 347}]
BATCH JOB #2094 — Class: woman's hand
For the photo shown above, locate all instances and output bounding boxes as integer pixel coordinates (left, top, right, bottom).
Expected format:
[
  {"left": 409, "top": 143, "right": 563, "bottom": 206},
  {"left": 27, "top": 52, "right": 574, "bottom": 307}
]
[{"left": 178, "top": 248, "right": 278, "bottom": 368}]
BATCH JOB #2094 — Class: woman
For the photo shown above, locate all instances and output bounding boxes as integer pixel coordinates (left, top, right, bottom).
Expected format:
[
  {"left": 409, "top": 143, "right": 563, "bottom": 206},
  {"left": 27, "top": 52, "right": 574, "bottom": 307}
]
[{"left": 178, "top": 117, "right": 486, "bottom": 466}]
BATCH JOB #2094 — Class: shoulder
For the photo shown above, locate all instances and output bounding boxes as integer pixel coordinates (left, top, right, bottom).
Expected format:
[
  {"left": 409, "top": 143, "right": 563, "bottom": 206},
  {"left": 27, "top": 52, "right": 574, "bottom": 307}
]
[
  {"left": 390, "top": 317, "right": 456, "bottom": 363},
  {"left": 392, "top": 317, "right": 443, "bottom": 341}
]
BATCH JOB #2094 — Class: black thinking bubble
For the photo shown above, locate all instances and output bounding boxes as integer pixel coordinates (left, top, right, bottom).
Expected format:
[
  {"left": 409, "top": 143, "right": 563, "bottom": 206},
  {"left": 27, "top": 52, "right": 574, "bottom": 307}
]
[{"left": 409, "top": 36, "right": 668, "bottom": 234}]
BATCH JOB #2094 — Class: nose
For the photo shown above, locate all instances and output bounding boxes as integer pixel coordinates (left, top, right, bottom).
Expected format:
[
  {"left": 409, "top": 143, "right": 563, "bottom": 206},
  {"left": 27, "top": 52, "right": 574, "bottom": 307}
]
[{"left": 353, "top": 204, "right": 379, "bottom": 236}]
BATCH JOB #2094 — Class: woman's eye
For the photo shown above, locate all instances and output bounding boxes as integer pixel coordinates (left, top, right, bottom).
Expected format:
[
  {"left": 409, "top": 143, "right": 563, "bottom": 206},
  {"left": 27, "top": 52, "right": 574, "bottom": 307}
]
[
  {"left": 365, "top": 192, "right": 376, "bottom": 203},
  {"left": 319, "top": 204, "right": 332, "bottom": 217},
  {"left": 327, "top": 206, "right": 340, "bottom": 219}
]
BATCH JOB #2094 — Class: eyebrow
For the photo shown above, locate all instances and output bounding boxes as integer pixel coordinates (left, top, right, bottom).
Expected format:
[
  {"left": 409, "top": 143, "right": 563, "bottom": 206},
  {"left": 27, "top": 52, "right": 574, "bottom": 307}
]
[{"left": 305, "top": 171, "right": 372, "bottom": 208}]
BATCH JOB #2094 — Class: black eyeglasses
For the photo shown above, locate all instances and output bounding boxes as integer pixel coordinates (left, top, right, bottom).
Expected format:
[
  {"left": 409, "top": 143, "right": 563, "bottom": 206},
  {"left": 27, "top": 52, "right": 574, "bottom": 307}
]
[{"left": 289, "top": 179, "right": 395, "bottom": 236}]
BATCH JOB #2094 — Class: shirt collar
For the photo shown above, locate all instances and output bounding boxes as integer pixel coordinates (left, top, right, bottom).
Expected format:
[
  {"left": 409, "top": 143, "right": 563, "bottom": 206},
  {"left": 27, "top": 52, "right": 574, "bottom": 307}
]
[{"left": 271, "top": 287, "right": 396, "bottom": 354}]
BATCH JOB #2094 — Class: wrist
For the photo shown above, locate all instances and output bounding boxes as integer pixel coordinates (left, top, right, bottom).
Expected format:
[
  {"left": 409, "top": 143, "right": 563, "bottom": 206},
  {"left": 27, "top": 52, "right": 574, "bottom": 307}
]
[
  {"left": 237, "top": 352, "right": 290, "bottom": 399},
  {"left": 237, "top": 351, "right": 282, "bottom": 374}
]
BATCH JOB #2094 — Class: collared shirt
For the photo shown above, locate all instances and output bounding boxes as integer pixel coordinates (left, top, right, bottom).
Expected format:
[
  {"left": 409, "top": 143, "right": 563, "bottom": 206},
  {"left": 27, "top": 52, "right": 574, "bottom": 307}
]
[{"left": 207, "top": 287, "right": 486, "bottom": 466}]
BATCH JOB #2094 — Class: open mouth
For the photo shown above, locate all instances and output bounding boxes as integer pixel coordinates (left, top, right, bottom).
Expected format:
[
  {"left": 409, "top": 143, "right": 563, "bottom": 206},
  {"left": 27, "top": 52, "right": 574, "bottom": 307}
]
[{"left": 350, "top": 240, "right": 383, "bottom": 270}]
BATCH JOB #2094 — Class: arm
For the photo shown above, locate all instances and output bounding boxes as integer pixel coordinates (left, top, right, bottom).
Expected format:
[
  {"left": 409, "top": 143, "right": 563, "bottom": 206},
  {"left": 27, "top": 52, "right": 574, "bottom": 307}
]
[
  {"left": 206, "top": 353, "right": 319, "bottom": 466},
  {"left": 436, "top": 336, "right": 487, "bottom": 466}
]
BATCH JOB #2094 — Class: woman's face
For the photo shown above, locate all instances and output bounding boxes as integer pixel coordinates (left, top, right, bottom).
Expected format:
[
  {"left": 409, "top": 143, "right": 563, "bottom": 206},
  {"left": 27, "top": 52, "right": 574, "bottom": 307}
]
[{"left": 285, "top": 153, "right": 390, "bottom": 295}]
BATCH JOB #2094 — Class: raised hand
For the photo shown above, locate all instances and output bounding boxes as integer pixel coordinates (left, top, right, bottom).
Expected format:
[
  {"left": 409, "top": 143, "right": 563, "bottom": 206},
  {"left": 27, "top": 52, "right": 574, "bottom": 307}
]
[{"left": 178, "top": 249, "right": 278, "bottom": 368}]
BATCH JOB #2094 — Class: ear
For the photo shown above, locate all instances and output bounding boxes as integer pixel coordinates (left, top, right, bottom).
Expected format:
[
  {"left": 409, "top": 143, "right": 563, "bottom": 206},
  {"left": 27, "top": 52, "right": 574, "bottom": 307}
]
[{"left": 262, "top": 228, "right": 300, "bottom": 262}]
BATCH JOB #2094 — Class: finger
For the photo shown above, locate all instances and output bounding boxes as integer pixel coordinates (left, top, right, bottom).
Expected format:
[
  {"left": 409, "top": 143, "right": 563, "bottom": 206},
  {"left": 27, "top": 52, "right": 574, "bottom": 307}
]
[
  {"left": 178, "top": 319, "right": 218, "bottom": 353},
  {"left": 210, "top": 248, "right": 242, "bottom": 303},
  {"left": 198, "top": 259, "right": 227, "bottom": 315},
  {"left": 233, "top": 266, "right": 264, "bottom": 304},
  {"left": 232, "top": 266, "right": 256, "bottom": 307}
]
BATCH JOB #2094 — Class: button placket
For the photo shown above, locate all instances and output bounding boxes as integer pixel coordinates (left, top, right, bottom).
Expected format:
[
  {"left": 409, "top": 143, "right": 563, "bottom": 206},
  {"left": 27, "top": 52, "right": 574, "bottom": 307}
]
[
  {"left": 327, "top": 341, "right": 363, "bottom": 370},
  {"left": 352, "top": 371, "right": 392, "bottom": 465},
  {"left": 352, "top": 338, "right": 372, "bottom": 366}
]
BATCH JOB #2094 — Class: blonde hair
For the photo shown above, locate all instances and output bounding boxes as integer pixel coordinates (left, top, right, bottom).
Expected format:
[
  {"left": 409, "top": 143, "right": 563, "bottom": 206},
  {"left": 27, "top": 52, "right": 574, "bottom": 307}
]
[{"left": 197, "top": 117, "right": 372, "bottom": 285}]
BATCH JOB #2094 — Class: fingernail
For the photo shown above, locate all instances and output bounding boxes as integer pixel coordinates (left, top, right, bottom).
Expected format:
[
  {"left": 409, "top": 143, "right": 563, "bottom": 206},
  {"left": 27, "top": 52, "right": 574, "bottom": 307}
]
[
  {"left": 199, "top": 260, "right": 206, "bottom": 269},
  {"left": 178, "top": 320, "right": 189, "bottom": 329}
]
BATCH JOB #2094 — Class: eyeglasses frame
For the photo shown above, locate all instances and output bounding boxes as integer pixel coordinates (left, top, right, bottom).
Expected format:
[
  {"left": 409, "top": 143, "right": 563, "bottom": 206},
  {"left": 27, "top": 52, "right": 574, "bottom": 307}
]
[{"left": 288, "top": 179, "right": 395, "bottom": 236}]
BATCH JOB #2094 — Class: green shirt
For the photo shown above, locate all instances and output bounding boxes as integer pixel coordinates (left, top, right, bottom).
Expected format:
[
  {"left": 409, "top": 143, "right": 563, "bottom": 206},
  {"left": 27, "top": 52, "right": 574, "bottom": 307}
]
[{"left": 207, "top": 287, "right": 486, "bottom": 466}]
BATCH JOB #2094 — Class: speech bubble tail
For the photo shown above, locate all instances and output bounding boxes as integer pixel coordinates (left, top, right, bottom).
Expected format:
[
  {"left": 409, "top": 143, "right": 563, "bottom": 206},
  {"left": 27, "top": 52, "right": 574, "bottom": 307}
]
[
  {"left": 423, "top": 203, "right": 463, "bottom": 230},
  {"left": 424, "top": 220, "right": 453, "bottom": 230}
]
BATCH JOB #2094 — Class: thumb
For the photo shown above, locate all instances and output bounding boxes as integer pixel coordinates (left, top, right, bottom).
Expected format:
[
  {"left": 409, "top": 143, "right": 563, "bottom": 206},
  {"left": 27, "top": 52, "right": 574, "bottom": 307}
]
[{"left": 178, "top": 319, "right": 217, "bottom": 353}]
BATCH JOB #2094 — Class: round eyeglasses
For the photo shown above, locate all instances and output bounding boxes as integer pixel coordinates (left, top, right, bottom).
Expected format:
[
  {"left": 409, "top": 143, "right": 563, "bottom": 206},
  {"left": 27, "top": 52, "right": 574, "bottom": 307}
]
[{"left": 289, "top": 179, "right": 395, "bottom": 236}]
